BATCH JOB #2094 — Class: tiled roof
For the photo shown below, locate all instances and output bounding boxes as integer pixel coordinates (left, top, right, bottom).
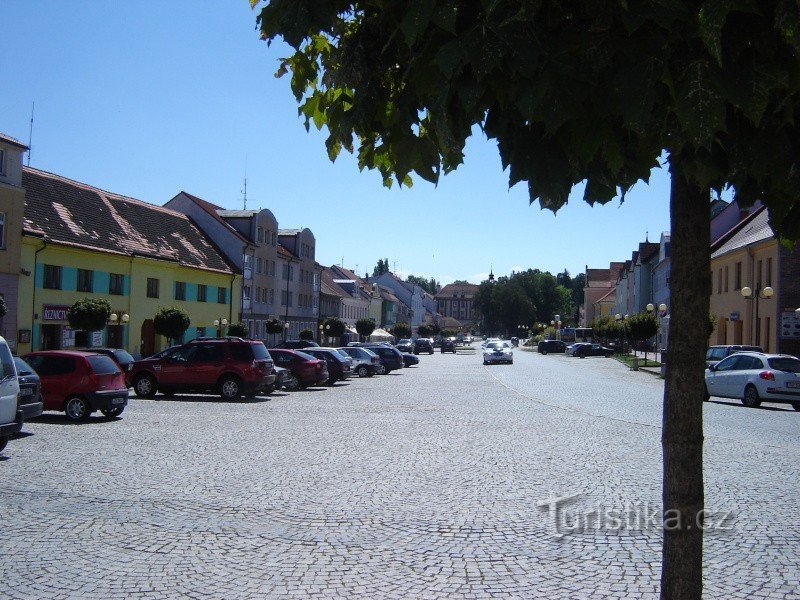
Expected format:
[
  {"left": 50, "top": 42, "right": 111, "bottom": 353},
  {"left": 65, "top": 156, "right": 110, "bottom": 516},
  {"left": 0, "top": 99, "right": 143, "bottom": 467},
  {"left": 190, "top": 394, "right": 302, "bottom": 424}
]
[
  {"left": 379, "top": 288, "right": 400, "bottom": 303},
  {"left": 595, "top": 288, "right": 616, "bottom": 303},
  {"left": 712, "top": 207, "right": 773, "bottom": 259},
  {"left": 320, "top": 268, "right": 350, "bottom": 298},
  {"left": 586, "top": 268, "right": 611, "bottom": 284},
  {"left": 638, "top": 242, "right": 660, "bottom": 262},
  {"left": 436, "top": 282, "right": 479, "bottom": 298},
  {"left": 176, "top": 191, "right": 250, "bottom": 244},
  {"left": 23, "top": 168, "right": 235, "bottom": 274},
  {"left": 277, "top": 244, "right": 297, "bottom": 260},
  {"left": 0, "top": 132, "right": 28, "bottom": 150}
]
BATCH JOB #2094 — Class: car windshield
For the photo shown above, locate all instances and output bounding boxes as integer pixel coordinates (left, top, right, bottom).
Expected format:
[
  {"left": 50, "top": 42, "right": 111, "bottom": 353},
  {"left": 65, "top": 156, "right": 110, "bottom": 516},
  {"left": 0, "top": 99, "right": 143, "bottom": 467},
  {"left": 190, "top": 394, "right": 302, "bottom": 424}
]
[
  {"left": 111, "top": 349, "right": 135, "bottom": 364},
  {"left": 767, "top": 357, "right": 800, "bottom": 373},
  {"left": 335, "top": 349, "right": 350, "bottom": 358},
  {"left": 487, "top": 342, "right": 507, "bottom": 350},
  {"left": 13, "top": 356, "right": 35, "bottom": 375},
  {"left": 294, "top": 351, "right": 317, "bottom": 361},
  {"left": 399, "top": 339, "right": 411, "bottom": 344},
  {"left": 249, "top": 343, "right": 270, "bottom": 360},
  {"left": 87, "top": 355, "right": 121, "bottom": 375}
]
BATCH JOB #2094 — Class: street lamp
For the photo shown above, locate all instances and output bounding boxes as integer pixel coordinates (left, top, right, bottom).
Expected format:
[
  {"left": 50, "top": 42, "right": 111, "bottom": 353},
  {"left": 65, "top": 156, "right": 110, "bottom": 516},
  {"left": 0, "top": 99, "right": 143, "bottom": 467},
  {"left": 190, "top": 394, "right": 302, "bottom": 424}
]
[
  {"left": 741, "top": 284, "right": 774, "bottom": 347},
  {"left": 319, "top": 323, "right": 324, "bottom": 343},
  {"left": 213, "top": 318, "right": 228, "bottom": 338},
  {"left": 283, "top": 320, "right": 290, "bottom": 342},
  {"left": 615, "top": 313, "right": 628, "bottom": 353}
]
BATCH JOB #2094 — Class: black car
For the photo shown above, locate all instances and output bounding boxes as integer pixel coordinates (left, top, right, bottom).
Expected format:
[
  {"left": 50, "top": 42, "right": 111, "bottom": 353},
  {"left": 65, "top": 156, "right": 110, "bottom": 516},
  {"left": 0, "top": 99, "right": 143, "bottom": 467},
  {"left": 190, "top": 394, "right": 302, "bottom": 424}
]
[
  {"left": 395, "top": 339, "right": 414, "bottom": 353},
  {"left": 274, "top": 340, "right": 320, "bottom": 350},
  {"left": 440, "top": 339, "right": 456, "bottom": 354},
  {"left": 413, "top": 339, "right": 434, "bottom": 355},
  {"left": 13, "top": 356, "right": 43, "bottom": 430},
  {"left": 401, "top": 353, "right": 420, "bottom": 367},
  {"left": 574, "top": 344, "right": 614, "bottom": 358},
  {"left": 303, "top": 348, "right": 352, "bottom": 385},
  {"left": 359, "top": 344, "right": 405, "bottom": 373},
  {"left": 538, "top": 340, "right": 567, "bottom": 355}
]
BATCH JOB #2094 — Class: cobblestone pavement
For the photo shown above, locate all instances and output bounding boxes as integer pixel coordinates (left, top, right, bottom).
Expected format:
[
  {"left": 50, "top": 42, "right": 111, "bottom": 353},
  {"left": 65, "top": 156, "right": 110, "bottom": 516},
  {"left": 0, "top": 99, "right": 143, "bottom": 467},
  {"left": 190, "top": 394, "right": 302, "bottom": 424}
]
[{"left": 1, "top": 346, "right": 798, "bottom": 599}]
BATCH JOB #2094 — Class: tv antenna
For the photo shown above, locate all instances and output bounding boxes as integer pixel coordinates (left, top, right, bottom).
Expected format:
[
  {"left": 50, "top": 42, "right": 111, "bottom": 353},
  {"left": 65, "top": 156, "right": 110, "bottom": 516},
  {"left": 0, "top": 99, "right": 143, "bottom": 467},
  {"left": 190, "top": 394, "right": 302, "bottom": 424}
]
[{"left": 27, "top": 102, "right": 35, "bottom": 166}]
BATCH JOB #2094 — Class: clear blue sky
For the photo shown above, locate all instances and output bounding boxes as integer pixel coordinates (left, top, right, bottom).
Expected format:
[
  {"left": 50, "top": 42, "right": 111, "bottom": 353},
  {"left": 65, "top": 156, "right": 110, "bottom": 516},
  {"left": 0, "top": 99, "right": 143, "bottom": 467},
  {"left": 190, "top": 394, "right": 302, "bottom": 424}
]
[{"left": 2, "top": 2, "right": 672, "bottom": 284}]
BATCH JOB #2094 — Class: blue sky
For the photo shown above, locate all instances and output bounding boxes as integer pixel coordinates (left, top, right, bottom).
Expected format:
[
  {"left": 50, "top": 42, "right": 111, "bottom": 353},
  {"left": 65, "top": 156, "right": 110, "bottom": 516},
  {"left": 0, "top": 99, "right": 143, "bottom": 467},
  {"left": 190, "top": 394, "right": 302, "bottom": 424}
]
[{"left": 2, "top": 2, "right": 672, "bottom": 284}]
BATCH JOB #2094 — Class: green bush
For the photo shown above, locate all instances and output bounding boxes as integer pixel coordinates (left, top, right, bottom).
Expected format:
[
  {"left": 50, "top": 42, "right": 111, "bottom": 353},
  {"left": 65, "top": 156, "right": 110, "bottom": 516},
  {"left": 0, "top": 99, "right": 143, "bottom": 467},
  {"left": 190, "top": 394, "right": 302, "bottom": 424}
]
[
  {"left": 153, "top": 307, "right": 190, "bottom": 343},
  {"left": 355, "top": 318, "right": 376, "bottom": 339},
  {"left": 227, "top": 322, "right": 249, "bottom": 337},
  {"left": 67, "top": 298, "right": 112, "bottom": 333},
  {"left": 264, "top": 318, "right": 285, "bottom": 335},
  {"left": 391, "top": 323, "right": 411, "bottom": 339},
  {"left": 299, "top": 328, "right": 314, "bottom": 341},
  {"left": 322, "top": 317, "right": 345, "bottom": 338}
]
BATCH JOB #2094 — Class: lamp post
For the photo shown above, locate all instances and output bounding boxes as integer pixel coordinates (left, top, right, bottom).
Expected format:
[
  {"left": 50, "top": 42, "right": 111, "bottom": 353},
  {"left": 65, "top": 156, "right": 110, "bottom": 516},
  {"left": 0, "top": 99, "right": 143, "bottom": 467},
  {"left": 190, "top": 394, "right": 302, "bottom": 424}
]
[
  {"left": 284, "top": 320, "right": 290, "bottom": 342},
  {"left": 741, "top": 284, "right": 774, "bottom": 347},
  {"left": 213, "top": 318, "right": 228, "bottom": 338},
  {"left": 319, "top": 323, "right": 325, "bottom": 344},
  {"left": 615, "top": 313, "right": 628, "bottom": 354}
]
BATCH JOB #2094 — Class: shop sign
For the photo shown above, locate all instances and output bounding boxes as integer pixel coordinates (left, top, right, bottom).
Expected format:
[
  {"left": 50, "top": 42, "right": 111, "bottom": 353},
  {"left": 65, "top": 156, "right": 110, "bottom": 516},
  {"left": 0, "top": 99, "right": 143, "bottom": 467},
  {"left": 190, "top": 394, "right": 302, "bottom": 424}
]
[{"left": 42, "top": 304, "right": 70, "bottom": 321}]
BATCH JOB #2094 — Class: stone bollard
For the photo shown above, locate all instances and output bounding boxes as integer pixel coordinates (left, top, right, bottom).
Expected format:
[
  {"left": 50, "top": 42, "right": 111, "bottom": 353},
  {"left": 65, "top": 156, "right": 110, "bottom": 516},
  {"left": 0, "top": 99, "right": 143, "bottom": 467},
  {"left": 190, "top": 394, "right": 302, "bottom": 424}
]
[
  {"left": 630, "top": 357, "right": 639, "bottom": 371},
  {"left": 660, "top": 349, "right": 667, "bottom": 378}
]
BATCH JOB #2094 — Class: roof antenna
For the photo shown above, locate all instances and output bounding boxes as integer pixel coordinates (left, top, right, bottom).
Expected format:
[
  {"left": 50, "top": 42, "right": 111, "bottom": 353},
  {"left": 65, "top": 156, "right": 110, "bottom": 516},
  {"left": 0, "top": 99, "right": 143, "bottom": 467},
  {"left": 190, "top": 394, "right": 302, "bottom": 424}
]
[
  {"left": 27, "top": 101, "right": 35, "bottom": 166},
  {"left": 645, "top": 230, "right": 649, "bottom": 243},
  {"left": 241, "top": 155, "right": 248, "bottom": 210}
]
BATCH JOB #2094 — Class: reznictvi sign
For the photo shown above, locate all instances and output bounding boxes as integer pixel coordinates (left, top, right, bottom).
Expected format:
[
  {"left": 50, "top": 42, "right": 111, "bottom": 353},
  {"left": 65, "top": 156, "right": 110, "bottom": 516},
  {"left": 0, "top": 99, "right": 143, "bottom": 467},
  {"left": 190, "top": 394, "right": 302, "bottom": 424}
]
[{"left": 42, "top": 305, "right": 70, "bottom": 321}]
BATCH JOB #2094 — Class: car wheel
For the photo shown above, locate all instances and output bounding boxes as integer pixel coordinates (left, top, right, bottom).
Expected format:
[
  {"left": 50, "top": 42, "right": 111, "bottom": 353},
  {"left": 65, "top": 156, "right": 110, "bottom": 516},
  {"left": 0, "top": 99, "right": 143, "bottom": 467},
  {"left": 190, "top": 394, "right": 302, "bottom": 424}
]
[
  {"left": 219, "top": 376, "right": 242, "bottom": 401},
  {"left": 283, "top": 373, "right": 300, "bottom": 391},
  {"left": 65, "top": 396, "right": 91, "bottom": 422},
  {"left": 0, "top": 437, "right": 8, "bottom": 453},
  {"left": 133, "top": 374, "right": 157, "bottom": 399},
  {"left": 326, "top": 377, "right": 336, "bottom": 386},
  {"left": 742, "top": 385, "right": 762, "bottom": 408},
  {"left": 384, "top": 368, "right": 392, "bottom": 374},
  {"left": 357, "top": 365, "right": 369, "bottom": 377},
  {"left": 100, "top": 407, "right": 125, "bottom": 418},
  {"left": 375, "top": 365, "right": 386, "bottom": 375},
  {"left": 792, "top": 402, "right": 800, "bottom": 412},
  {"left": 263, "top": 384, "right": 275, "bottom": 395},
  {"left": 541, "top": 349, "right": 548, "bottom": 355}
]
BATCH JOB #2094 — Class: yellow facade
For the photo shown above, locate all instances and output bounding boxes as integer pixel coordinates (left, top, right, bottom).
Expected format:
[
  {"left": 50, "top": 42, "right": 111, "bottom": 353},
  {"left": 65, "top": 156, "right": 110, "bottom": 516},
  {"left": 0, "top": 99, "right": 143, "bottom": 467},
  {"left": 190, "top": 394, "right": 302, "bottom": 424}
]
[
  {"left": 709, "top": 238, "right": 778, "bottom": 352},
  {"left": 17, "top": 236, "right": 241, "bottom": 356}
]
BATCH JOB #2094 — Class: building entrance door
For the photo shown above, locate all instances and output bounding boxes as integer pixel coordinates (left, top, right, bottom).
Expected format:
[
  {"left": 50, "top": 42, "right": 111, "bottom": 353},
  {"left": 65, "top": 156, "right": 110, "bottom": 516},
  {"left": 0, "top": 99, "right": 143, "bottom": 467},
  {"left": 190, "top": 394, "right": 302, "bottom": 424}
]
[
  {"left": 140, "top": 319, "right": 155, "bottom": 357},
  {"left": 40, "top": 324, "right": 62, "bottom": 350}
]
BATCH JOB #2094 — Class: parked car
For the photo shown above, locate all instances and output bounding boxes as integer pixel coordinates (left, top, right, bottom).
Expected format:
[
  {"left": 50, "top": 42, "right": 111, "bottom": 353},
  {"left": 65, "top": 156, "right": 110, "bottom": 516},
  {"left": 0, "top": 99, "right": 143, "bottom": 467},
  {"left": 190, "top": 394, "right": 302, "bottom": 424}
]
[
  {"left": 705, "top": 352, "right": 800, "bottom": 410},
  {"left": 268, "top": 349, "right": 329, "bottom": 390},
  {"left": 274, "top": 340, "right": 320, "bottom": 350},
  {"left": 440, "top": 339, "right": 457, "bottom": 354},
  {"left": 303, "top": 348, "right": 353, "bottom": 385},
  {"left": 413, "top": 339, "right": 434, "bottom": 355},
  {"left": 0, "top": 336, "right": 22, "bottom": 453},
  {"left": 396, "top": 339, "right": 414, "bottom": 353},
  {"left": 401, "top": 353, "right": 420, "bottom": 367},
  {"left": 358, "top": 344, "right": 405, "bottom": 374},
  {"left": 573, "top": 343, "right": 614, "bottom": 358},
  {"left": 274, "top": 365, "right": 292, "bottom": 390},
  {"left": 13, "top": 356, "right": 43, "bottom": 429},
  {"left": 566, "top": 343, "right": 590, "bottom": 356},
  {"left": 338, "top": 346, "right": 380, "bottom": 377},
  {"left": 483, "top": 341, "right": 513, "bottom": 365},
  {"left": 23, "top": 350, "right": 129, "bottom": 421},
  {"left": 705, "top": 345, "right": 763, "bottom": 368},
  {"left": 74, "top": 347, "right": 136, "bottom": 386},
  {"left": 129, "top": 338, "right": 276, "bottom": 400},
  {"left": 538, "top": 340, "right": 567, "bottom": 354}
]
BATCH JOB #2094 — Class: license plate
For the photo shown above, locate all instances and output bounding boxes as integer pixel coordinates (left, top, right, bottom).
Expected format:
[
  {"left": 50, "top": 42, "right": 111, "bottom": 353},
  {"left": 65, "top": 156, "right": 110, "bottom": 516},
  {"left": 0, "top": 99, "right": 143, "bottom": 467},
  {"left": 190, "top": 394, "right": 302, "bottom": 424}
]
[
  {"left": 112, "top": 397, "right": 126, "bottom": 405},
  {"left": 20, "top": 388, "right": 33, "bottom": 396},
  {"left": 788, "top": 381, "right": 800, "bottom": 389}
]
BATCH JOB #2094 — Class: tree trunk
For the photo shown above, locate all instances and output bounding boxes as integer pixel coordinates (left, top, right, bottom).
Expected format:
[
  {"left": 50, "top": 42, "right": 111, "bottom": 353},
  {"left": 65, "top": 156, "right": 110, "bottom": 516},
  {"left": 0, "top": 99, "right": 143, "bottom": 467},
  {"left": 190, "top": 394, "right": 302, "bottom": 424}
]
[{"left": 661, "top": 153, "right": 710, "bottom": 599}]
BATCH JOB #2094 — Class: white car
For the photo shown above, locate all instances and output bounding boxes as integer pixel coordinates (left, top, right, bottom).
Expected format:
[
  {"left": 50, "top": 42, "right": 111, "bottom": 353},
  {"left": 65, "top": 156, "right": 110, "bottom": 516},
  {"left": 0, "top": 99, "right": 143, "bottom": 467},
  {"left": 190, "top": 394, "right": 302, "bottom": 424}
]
[
  {"left": 0, "top": 336, "right": 22, "bottom": 454},
  {"left": 483, "top": 341, "right": 513, "bottom": 365},
  {"left": 705, "top": 352, "right": 800, "bottom": 410},
  {"left": 481, "top": 337, "right": 500, "bottom": 349}
]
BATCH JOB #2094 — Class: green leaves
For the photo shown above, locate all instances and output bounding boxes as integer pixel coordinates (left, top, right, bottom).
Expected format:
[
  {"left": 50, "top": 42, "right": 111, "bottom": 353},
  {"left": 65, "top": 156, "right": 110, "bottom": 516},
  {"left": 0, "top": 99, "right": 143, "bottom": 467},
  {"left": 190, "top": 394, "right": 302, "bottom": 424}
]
[{"left": 67, "top": 298, "right": 112, "bottom": 333}]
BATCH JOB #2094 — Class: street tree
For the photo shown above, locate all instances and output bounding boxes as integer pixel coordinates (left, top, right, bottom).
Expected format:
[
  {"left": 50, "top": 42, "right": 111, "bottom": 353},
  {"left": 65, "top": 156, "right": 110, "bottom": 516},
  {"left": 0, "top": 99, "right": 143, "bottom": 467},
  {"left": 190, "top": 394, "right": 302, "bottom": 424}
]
[
  {"left": 627, "top": 312, "right": 660, "bottom": 363},
  {"left": 391, "top": 322, "right": 411, "bottom": 339},
  {"left": 417, "top": 323, "right": 434, "bottom": 338},
  {"left": 67, "top": 298, "right": 112, "bottom": 339},
  {"left": 355, "top": 318, "right": 375, "bottom": 340},
  {"left": 0, "top": 296, "right": 7, "bottom": 319},
  {"left": 264, "top": 318, "right": 284, "bottom": 336},
  {"left": 153, "top": 307, "right": 190, "bottom": 346},
  {"left": 255, "top": 2, "right": 800, "bottom": 596},
  {"left": 323, "top": 317, "right": 346, "bottom": 338},
  {"left": 227, "top": 322, "right": 249, "bottom": 337},
  {"left": 299, "top": 328, "right": 314, "bottom": 341}
]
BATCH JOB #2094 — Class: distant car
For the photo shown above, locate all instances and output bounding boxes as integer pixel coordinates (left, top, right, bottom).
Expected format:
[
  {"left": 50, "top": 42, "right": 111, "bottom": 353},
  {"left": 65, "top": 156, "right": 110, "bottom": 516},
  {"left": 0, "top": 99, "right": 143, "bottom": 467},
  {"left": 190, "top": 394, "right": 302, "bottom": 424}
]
[
  {"left": 510, "top": 337, "right": 519, "bottom": 347},
  {"left": 566, "top": 343, "right": 590, "bottom": 356},
  {"left": 413, "top": 339, "right": 434, "bottom": 355},
  {"left": 705, "top": 345, "right": 763, "bottom": 368},
  {"left": 463, "top": 336, "right": 473, "bottom": 344},
  {"left": 74, "top": 347, "right": 136, "bottom": 386},
  {"left": 440, "top": 339, "right": 457, "bottom": 354},
  {"left": 0, "top": 336, "right": 22, "bottom": 453},
  {"left": 538, "top": 340, "right": 567, "bottom": 354},
  {"left": 705, "top": 352, "right": 800, "bottom": 410},
  {"left": 338, "top": 346, "right": 380, "bottom": 377},
  {"left": 303, "top": 348, "right": 353, "bottom": 385},
  {"left": 358, "top": 344, "right": 405, "bottom": 374},
  {"left": 574, "top": 343, "right": 614, "bottom": 358},
  {"left": 396, "top": 339, "right": 414, "bottom": 353},
  {"left": 268, "top": 349, "right": 329, "bottom": 390},
  {"left": 401, "top": 353, "right": 420, "bottom": 367},
  {"left": 13, "top": 356, "right": 43, "bottom": 429},
  {"left": 129, "top": 338, "right": 277, "bottom": 400},
  {"left": 481, "top": 337, "right": 500, "bottom": 348},
  {"left": 274, "top": 340, "right": 320, "bottom": 350},
  {"left": 483, "top": 341, "right": 513, "bottom": 365},
  {"left": 23, "top": 351, "right": 129, "bottom": 421}
]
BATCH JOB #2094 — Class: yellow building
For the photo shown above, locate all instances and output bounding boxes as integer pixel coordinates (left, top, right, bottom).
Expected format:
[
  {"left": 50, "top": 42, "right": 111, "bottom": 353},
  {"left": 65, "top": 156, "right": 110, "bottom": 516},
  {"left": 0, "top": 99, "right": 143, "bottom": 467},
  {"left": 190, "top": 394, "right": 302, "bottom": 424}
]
[
  {"left": 709, "top": 207, "right": 779, "bottom": 352},
  {"left": 17, "top": 167, "right": 241, "bottom": 356}
]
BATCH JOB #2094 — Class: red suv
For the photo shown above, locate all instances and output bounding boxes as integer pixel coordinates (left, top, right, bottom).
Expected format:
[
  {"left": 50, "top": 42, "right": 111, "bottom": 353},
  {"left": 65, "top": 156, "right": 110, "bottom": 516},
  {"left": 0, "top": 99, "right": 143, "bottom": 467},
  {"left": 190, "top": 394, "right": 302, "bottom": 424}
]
[
  {"left": 129, "top": 338, "right": 276, "bottom": 400},
  {"left": 23, "top": 351, "right": 129, "bottom": 422},
  {"left": 268, "top": 349, "right": 329, "bottom": 390}
]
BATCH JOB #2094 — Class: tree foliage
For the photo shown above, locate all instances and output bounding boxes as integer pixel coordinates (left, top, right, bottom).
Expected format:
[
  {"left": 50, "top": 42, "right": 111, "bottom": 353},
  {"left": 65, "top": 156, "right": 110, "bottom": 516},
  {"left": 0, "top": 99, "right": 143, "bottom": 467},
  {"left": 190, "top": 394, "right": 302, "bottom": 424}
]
[
  {"left": 406, "top": 275, "right": 439, "bottom": 295},
  {"left": 417, "top": 323, "right": 434, "bottom": 337},
  {"left": 323, "top": 317, "right": 346, "bottom": 338},
  {"left": 264, "top": 318, "right": 285, "bottom": 335},
  {"left": 372, "top": 258, "right": 390, "bottom": 276},
  {"left": 0, "top": 296, "right": 6, "bottom": 319},
  {"left": 299, "top": 328, "right": 315, "bottom": 340},
  {"left": 153, "top": 307, "right": 190, "bottom": 343},
  {"left": 227, "top": 322, "right": 249, "bottom": 337},
  {"left": 67, "top": 298, "right": 112, "bottom": 333},
  {"left": 627, "top": 312, "right": 659, "bottom": 345},
  {"left": 390, "top": 322, "right": 412, "bottom": 339},
  {"left": 355, "top": 318, "right": 376, "bottom": 339}
]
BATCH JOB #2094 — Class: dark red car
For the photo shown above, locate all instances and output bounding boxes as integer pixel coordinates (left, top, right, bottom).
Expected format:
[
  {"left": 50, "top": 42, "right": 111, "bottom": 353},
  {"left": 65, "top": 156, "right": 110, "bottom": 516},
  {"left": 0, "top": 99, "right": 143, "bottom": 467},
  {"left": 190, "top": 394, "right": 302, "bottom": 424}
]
[
  {"left": 22, "top": 351, "right": 129, "bottom": 422},
  {"left": 268, "top": 349, "right": 329, "bottom": 390},
  {"left": 129, "top": 338, "right": 277, "bottom": 400}
]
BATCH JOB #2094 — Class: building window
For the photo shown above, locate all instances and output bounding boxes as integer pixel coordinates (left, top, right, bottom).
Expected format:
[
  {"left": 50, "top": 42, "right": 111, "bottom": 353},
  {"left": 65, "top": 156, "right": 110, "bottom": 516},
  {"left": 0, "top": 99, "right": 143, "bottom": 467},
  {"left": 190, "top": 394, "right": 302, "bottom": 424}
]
[
  {"left": 269, "top": 289, "right": 274, "bottom": 304},
  {"left": 717, "top": 269, "right": 722, "bottom": 294},
  {"left": 766, "top": 257, "right": 772, "bottom": 286},
  {"left": 146, "top": 278, "right": 159, "bottom": 298},
  {"left": 257, "top": 227, "right": 264, "bottom": 243},
  {"left": 0, "top": 212, "right": 5, "bottom": 249},
  {"left": 0, "top": 149, "right": 6, "bottom": 176},
  {"left": 77, "top": 269, "right": 93, "bottom": 292},
  {"left": 109, "top": 274, "right": 124, "bottom": 295},
  {"left": 217, "top": 287, "right": 226, "bottom": 304},
  {"left": 197, "top": 284, "right": 207, "bottom": 302},
  {"left": 757, "top": 260, "right": 763, "bottom": 287},
  {"left": 175, "top": 281, "right": 187, "bottom": 301},
  {"left": 43, "top": 265, "right": 62, "bottom": 290},
  {"left": 256, "top": 257, "right": 263, "bottom": 274},
  {"left": 724, "top": 266, "right": 729, "bottom": 293},
  {"left": 243, "top": 285, "right": 251, "bottom": 301},
  {"left": 734, "top": 262, "right": 742, "bottom": 290}
]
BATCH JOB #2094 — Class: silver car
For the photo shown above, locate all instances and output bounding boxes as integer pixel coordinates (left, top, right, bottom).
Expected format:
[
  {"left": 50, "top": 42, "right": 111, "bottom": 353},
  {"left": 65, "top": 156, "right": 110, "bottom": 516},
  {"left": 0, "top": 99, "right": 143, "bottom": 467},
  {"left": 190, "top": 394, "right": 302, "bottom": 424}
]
[
  {"left": 482, "top": 341, "right": 513, "bottom": 365},
  {"left": 337, "top": 347, "right": 381, "bottom": 377},
  {"left": 705, "top": 352, "right": 800, "bottom": 410}
]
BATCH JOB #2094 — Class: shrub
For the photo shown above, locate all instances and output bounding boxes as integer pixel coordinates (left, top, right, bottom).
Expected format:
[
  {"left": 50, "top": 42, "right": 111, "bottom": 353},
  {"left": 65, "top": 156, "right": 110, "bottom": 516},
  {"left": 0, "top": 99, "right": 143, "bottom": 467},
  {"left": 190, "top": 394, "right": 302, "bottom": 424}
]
[
  {"left": 227, "top": 322, "right": 249, "bottom": 337},
  {"left": 67, "top": 298, "right": 112, "bottom": 333},
  {"left": 153, "top": 307, "right": 190, "bottom": 344},
  {"left": 264, "top": 318, "right": 285, "bottom": 335},
  {"left": 322, "top": 317, "right": 345, "bottom": 338},
  {"left": 355, "top": 318, "right": 376, "bottom": 339},
  {"left": 299, "top": 328, "right": 314, "bottom": 341},
  {"left": 391, "top": 323, "right": 411, "bottom": 339}
]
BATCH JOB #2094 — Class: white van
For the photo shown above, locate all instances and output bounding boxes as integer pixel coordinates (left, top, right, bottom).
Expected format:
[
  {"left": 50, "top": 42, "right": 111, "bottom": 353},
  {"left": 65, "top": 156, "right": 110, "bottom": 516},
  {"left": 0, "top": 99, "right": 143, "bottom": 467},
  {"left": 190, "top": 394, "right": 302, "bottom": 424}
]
[{"left": 0, "top": 335, "right": 22, "bottom": 453}]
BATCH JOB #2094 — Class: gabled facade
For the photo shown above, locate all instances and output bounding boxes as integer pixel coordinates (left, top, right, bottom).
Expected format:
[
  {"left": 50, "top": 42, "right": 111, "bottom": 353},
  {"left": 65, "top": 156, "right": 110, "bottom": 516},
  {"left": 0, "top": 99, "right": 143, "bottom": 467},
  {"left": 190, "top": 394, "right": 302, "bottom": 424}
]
[
  {"left": 435, "top": 282, "right": 479, "bottom": 330},
  {"left": 582, "top": 263, "right": 624, "bottom": 326},
  {"left": 367, "top": 272, "right": 426, "bottom": 329},
  {"left": 0, "top": 133, "right": 27, "bottom": 350}
]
